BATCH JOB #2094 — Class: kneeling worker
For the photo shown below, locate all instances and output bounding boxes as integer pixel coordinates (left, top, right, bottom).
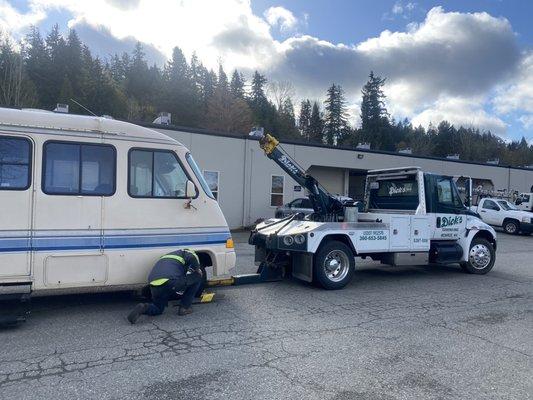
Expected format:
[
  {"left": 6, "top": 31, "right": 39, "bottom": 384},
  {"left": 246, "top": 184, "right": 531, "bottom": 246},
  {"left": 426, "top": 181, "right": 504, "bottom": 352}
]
[{"left": 127, "top": 249, "right": 203, "bottom": 324}]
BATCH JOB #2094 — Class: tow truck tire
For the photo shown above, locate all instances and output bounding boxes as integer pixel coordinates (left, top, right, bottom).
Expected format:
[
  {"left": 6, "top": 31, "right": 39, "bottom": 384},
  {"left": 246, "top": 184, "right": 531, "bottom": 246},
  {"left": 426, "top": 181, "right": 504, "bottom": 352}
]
[
  {"left": 503, "top": 219, "right": 519, "bottom": 235},
  {"left": 313, "top": 240, "right": 355, "bottom": 290},
  {"left": 460, "top": 238, "right": 495, "bottom": 275}
]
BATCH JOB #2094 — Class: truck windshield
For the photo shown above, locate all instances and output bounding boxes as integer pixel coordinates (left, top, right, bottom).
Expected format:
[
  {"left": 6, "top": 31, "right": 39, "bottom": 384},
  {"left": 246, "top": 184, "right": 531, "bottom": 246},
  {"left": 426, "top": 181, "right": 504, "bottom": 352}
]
[
  {"left": 185, "top": 153, "right": 215, "bottom": 199},
  {"left": 497, "top": 200, "right": 516, "bottom": 211}
]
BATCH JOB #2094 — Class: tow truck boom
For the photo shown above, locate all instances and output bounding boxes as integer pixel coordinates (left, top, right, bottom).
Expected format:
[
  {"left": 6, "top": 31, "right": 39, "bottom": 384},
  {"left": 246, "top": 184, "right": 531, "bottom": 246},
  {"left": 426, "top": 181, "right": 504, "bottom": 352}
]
[{"left": 258, "top": 133, "right": 344, "bottom": 221}]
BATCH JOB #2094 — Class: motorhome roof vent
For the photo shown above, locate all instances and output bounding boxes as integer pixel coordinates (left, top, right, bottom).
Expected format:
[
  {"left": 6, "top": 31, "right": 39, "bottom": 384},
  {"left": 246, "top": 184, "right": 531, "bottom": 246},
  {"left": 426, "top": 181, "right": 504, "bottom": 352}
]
[
  {"left": 53, "top": 103, "right": 69, "bottom": 114},
  {"left": 486, "top": 158, "right": 499, "bottom": 165},
  {"left": 446, "top": 154, "right": 460, "bottom": 160},
  {"left": 153, "top": 112, "right": 171, "bottom": 125},
  {"left": 398, "top": 148, "right": 412, "bottom": 154},
  {"left": 356, "top": 143, "right": 371, "bottom": 150}
]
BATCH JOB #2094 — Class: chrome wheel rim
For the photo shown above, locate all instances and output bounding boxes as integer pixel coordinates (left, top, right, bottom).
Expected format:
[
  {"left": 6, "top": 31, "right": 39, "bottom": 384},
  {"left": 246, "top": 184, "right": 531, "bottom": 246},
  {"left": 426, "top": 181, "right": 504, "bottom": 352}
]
[
  {"left": 324, "top": 250, "right": 350, "bottom": 282},
  {"left": 505, "top": 223, "right": 517, "bottom": 234},
  {"left": 469, "top": 244, "right": 491, "bottom": 269}
]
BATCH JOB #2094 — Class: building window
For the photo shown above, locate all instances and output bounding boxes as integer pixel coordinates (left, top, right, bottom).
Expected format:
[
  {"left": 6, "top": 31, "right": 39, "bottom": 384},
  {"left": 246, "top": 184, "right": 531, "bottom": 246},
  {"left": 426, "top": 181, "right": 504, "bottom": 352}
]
[
  {"left": 129, "top": 149, "right": 190, "bottom": 198},
  {"left": 203, "top": 170, "right": 219, "bottom": 200},
  {"left": 43, "top": 142, "right": 115, "bottom": 196},
  {"left": 270, "top": 175, "right": 284, "bottom": 206},
  {"left": 0, "top": 136, "right": 31, "bottom": 190}
]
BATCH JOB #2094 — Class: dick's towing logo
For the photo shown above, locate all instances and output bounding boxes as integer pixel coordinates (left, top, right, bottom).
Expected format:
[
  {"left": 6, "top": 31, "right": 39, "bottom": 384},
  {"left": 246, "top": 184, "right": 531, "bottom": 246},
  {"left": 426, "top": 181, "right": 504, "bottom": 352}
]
[{"left": 440, "top": 216, "right": 463, "bottom": 227}]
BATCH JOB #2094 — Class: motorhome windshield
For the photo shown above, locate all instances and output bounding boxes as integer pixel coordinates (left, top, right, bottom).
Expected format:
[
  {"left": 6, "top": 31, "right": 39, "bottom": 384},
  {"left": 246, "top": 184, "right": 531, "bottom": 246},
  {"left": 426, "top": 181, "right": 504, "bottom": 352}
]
[{"left": 185, "top": 153, "right": 215, "bottom": 199}]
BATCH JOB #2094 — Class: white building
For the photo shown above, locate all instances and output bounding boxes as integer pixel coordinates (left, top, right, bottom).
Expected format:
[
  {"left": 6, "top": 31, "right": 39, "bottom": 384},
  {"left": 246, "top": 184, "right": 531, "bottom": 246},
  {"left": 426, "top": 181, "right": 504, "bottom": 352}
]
[{"left": 146, "top": 123, "right": 533, "bottom": 229}]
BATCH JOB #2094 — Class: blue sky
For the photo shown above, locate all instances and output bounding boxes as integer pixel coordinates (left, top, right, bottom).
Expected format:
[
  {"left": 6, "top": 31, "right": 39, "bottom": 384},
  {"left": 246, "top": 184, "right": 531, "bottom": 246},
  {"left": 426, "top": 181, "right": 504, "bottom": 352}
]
[{"left": 1, "top": 0, "right": 531, "bottom": 141}]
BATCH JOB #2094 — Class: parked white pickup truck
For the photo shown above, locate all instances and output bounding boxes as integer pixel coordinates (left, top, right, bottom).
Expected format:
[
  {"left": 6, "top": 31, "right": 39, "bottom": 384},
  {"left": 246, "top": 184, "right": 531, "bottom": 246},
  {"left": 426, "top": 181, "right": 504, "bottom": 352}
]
[{"left": 471, "top": 198, "right": 533, "bottom": 235}]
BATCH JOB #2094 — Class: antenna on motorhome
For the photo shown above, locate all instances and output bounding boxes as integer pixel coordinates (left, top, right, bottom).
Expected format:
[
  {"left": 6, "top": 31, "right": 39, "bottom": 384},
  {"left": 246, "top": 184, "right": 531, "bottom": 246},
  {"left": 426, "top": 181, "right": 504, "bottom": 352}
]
[{"left": 70, "top": 98, "right": 97, "bottom": 116}]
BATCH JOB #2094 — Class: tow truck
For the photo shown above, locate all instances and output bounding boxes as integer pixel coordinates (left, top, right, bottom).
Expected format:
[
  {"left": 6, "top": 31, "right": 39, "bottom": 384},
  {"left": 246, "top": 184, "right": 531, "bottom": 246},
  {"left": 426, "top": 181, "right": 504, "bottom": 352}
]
[{"left": 249, "top": 133, "right": 498, "bottom": 289}]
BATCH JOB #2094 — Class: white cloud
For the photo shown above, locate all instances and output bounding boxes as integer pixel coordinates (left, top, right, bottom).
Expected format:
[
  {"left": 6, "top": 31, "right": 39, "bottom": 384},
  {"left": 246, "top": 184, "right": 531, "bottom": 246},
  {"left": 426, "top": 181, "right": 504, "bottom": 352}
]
[
  {"left": 392, "top": 2, "right": 404, "bottom": 15},
  {"left": 493, "top": 52, "right": 533, "bottom": 130},
  {"left": 519, "top": 115, "right": 533, "bottom": 130},
  {"left": 0, "top": 1, "right": 529, "bottom": 136},
  {"left": 0, "top": 0, "right": 46, "bottom": 39},
  {"left": 411, "top": 97, "right": 507, "bottom": 134},
  {"left": 264, "top": 6, "right": 297, "bottom": 32}
]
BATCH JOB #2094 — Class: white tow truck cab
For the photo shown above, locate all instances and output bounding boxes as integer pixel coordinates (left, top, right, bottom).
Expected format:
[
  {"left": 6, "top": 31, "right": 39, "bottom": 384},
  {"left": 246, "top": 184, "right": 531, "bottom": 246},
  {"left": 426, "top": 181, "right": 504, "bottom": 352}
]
[
  {"left": 0, "top": 107, "right": 236, "bottom": 324},
  {"left": 250, "top": 136, "right": 497, "bottom": 290}
]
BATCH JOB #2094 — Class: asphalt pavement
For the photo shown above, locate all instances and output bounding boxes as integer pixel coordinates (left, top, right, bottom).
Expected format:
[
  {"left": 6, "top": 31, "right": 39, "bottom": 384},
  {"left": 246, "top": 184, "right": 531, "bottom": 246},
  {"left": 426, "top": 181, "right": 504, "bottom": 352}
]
[{"left": 0, "top": 232, "right": 531, "bottom": 400}]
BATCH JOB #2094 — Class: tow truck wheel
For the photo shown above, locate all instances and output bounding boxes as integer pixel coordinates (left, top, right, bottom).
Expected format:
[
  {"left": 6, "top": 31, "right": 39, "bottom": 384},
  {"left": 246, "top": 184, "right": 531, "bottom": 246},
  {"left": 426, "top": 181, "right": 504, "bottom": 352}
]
[
  {"left": 314, "top": 240, "right": 355, "bottom": 290},
  {"left": 460, "top": 238, "right": 495, "bottom": 275},
  {"left": 503, "top": 220, "right": 519, "bottom": 235}
]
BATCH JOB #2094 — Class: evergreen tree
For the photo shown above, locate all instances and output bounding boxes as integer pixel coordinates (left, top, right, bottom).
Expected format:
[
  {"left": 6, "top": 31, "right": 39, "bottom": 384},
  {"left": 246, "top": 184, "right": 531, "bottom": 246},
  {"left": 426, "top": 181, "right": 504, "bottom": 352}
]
[
  {"left": 360, "top": 71, "right": 391, "bottom": 149},
  {"left": 309, "top": 101, "right": 324, "bottom": 143},
  {"left": 230, "top": 69, "right": 245, "bottom": 99},
  {"left": 25, "top": 27, "right": 52, "bottom": 107},
  {"left": 161, "top": 46, "right": 200, "bottom": 126},
  {"left": 217, "top": 64, "right": 228, "bottom": 92},
  {"left": 324, "top": 83, "right": 349, "bottom": 145},
  {"left": 298, "top": 99, "right": 312, "bottom": 140},
  {"left": 250, "top": 71, "right": 267, "bottom": 105}
]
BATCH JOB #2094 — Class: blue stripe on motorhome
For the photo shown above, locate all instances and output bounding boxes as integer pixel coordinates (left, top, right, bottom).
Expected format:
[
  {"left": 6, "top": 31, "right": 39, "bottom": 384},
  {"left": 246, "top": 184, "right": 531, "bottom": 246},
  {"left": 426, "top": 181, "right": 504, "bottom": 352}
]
[{"left": 0, "top": 231, "right": 230, "bottom": 252}]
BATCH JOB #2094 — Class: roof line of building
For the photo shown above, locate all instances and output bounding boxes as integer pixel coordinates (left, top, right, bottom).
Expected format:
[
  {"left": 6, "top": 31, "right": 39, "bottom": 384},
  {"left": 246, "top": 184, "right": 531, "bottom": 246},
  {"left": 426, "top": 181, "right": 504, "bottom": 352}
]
[{"left": 134, "top": 120, "right": 533, "bottom": 172}]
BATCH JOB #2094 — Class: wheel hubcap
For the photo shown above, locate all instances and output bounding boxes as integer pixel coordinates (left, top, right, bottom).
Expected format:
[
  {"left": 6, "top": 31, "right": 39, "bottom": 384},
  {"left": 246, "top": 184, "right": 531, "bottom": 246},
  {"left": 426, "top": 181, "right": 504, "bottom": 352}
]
[
  {"left": 469, "top": 244, "right": 491, "bottom": 269},
  {"left": 506, "top": 223, "right": 516, "bottom": 233},
  {"left": 324, "top": 250, "right": 350, "bottom": 282}
]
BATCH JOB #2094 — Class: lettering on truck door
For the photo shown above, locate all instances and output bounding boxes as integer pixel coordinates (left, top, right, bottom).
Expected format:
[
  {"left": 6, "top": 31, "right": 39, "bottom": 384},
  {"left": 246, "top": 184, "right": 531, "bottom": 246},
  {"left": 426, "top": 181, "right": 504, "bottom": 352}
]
[{"left": 432, "top": 177, "right": 467, "bottom": 239}]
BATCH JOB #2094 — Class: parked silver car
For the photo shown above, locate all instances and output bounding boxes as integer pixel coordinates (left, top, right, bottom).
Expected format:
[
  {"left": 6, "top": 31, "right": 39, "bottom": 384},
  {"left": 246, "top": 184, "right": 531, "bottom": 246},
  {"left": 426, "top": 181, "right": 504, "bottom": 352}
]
[{"left": 275, "top": 198, "right": 313, "bottom": 218}]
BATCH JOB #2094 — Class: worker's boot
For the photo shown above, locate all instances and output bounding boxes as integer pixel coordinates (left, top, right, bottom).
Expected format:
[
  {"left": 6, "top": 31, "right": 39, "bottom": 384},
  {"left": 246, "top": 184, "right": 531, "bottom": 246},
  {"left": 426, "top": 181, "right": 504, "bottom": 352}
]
[
  {"left": 127, "top": 303, "right": 149, "bottom": 324},
  {"left": 178, "top": 306, "right": 193, "bottom": 316}
]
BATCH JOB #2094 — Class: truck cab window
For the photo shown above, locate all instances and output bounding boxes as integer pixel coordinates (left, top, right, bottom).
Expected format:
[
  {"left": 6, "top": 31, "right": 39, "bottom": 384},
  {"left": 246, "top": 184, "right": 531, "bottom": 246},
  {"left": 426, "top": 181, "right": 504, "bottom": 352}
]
[
  {"left": 43, "top": 142, "right": 115, "bottom": 196},
  {"left": 129, "top": 149, "right": 189, "bottom": 198},
  {"left": 0, "top": 137, "right": 31, "bottom": 190},
  {"left": 435, "top": 177, "right": 464, "bottom": 212},
  {"left": 482, "top": 199, "right": 499, "bottom": 211},
  {"left": 368, "top": 177, "right": 419, "bottom": 210}
]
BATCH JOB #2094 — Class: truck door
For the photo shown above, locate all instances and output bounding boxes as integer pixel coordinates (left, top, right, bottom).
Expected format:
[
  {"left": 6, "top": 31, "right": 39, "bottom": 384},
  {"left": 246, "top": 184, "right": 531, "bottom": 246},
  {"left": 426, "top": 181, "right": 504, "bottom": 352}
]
[
  {"left": 431, "top": 177, "right": 467, "bottom": 240},
  {"left": 479, "top": 199, "right": 501, "bottom": 225},
  {"left": 0, "top": 135, "right": 33, "bottom": 278}
]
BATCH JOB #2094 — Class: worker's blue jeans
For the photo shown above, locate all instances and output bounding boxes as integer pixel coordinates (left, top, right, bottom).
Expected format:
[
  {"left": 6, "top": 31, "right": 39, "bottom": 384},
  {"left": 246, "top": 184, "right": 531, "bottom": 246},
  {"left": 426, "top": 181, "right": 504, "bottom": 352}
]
[{"left": 145, "top": 276, "right": 202, "bottom": 316}]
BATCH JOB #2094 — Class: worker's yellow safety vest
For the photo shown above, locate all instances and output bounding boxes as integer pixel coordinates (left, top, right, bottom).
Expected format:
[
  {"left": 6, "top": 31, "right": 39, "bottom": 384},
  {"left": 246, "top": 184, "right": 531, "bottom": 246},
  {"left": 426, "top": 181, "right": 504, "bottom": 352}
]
[{"left": 149, "top": 251, "right": 198, "bottom": 286}]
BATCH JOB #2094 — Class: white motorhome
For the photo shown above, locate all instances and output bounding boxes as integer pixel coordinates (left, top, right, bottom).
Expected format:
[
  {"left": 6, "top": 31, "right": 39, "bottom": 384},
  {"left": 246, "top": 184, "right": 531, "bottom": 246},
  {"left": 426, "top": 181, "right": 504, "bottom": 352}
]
[{"left": 0, "top": 108, "right": 235, "bottom": 323}]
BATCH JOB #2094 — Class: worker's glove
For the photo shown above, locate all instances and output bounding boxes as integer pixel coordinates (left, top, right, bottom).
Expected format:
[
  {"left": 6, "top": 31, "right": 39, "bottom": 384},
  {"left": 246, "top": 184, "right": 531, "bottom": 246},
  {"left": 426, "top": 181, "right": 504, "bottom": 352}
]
[{"left": 186, "top": 267, "right": 203, "bottom": 277}]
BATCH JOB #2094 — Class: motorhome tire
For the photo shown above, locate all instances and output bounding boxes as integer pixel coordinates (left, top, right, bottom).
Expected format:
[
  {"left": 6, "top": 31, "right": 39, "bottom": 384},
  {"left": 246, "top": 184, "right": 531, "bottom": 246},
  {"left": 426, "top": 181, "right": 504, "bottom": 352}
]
[
  {"left": 314, "top": 240, "right": 355, "bottom": 290},
  {"left": 503, "top": 219, "right": 519, "bottom": 235},
  {"left": 460, "top": 238, "right": 495, "bottom": 274}
]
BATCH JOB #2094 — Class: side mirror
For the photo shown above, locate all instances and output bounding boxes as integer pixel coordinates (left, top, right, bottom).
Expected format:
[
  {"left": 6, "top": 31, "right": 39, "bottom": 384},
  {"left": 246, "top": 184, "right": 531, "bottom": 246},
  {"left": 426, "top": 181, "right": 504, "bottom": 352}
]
[{"left": 186, "top": 180, "right": 196, "bottom": 198}]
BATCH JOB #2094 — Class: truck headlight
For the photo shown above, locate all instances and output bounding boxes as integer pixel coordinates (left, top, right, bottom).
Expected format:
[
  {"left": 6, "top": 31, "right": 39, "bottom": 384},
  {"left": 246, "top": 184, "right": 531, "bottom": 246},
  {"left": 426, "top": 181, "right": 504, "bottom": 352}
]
[
  {"left": 294, "top": 234, "right": 305, "bottom": 245},
  {"left": 283, "top": 236, "right": 294, "bottom": 246}
]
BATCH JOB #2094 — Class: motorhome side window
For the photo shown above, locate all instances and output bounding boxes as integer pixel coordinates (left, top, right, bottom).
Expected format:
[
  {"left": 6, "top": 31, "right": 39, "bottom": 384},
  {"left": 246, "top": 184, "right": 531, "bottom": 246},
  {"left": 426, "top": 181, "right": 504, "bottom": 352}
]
[
  {"left": 129, "top": 149, "right": 188, "bottom": 198},
  {"left": 43, "top": 142, "right": 115, "bottom": 196},
  {"left": 0, "top": 136, "right": 31, "bottom": 190}
]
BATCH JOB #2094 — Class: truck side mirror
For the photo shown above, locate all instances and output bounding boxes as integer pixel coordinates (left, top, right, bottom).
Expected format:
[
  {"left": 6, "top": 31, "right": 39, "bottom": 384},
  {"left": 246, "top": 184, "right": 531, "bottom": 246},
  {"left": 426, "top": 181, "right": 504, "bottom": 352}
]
[{"left": 185, "top": 180, "right": 196, "bottom": 198}]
